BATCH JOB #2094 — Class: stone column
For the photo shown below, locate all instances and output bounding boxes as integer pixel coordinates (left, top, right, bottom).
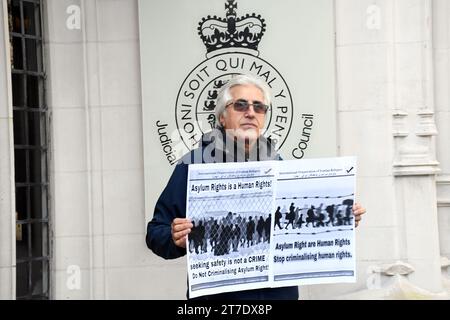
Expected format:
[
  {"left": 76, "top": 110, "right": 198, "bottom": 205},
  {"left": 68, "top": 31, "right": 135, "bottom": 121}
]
[
  {"left": 44, "top": 0, "right": 93, "bottom": 299},
  {"left": 321, "top": 0, "right": 444, "bottom": 298},
  {"left": 44, "top": 0, "right": 148, "bottom": 299},
  {"left": 0, "top": 0, "right": 16, "bottom": 300},
  {"left": 433, "top": 0, "right": 450, "bottom": 263},
  {"left": 390, "top": 0, "right": 442, "bottom": 292}
]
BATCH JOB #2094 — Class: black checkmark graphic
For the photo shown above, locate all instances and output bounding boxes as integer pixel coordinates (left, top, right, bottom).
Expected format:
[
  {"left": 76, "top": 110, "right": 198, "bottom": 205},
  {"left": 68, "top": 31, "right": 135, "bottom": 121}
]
[{"left": 347, "top": 167, "right": 354, "bottom": 174}]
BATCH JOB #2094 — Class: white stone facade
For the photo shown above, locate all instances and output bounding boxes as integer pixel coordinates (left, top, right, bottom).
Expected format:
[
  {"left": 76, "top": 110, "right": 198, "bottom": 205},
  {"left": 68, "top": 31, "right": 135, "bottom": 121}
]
[
  {"left": 0, "top": 0, "right": 16, "bottom": 300},
  {"left": 0, "top": 0, "right": 449, "bottom": 299}
]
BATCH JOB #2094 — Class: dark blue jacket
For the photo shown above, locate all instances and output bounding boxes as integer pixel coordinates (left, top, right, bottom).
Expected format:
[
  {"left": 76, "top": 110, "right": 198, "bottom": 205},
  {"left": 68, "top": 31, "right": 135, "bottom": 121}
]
[{"left": 146, "top": 133, "right": 299, "bottom": 300}]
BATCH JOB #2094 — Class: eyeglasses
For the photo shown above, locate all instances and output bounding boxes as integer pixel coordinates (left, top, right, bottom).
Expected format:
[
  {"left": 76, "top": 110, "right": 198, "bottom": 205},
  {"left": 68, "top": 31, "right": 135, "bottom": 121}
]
[{"left": 225, "top": 99, "right": 269, "bottom": 114}]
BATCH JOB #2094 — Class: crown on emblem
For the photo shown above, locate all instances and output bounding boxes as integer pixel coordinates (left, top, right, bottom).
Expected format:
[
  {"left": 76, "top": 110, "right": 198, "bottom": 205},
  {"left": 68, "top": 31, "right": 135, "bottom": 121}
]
[{"left": 198, "top": 0, "right": 266, "bottom": 56}]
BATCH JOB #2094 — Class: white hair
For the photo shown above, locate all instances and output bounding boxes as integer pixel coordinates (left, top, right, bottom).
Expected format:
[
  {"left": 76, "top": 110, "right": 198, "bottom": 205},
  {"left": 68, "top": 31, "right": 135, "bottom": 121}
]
[{"left": 215, "top": 74, "right": 272, "bottom": 127}]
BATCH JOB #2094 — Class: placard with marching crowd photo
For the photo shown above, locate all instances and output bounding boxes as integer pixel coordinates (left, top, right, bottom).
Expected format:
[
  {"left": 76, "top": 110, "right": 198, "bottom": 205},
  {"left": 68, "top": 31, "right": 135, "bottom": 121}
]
[{"left": 186, "top": 157, "right": 356, "bottom": 298}]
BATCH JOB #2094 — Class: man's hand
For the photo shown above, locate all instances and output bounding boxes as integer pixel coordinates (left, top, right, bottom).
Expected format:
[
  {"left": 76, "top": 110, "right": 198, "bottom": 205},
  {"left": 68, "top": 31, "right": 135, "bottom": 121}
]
[
  {"left": 353, "top": 203, "right": 366, "bottom": 228},
  {"left": 171, "top": 218, "right": 193, "bottom": 248}
]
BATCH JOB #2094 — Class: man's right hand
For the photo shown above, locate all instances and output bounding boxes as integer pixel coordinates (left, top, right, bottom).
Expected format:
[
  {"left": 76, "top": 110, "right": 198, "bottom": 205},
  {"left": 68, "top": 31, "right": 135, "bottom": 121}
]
[{"left": 171, "top": 218, "right": 193, "bottom": 248}]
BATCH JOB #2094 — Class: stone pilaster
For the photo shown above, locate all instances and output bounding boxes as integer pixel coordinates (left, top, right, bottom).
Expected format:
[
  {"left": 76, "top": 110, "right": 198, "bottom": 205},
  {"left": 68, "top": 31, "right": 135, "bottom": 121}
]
[
  {"left": 389, "top": 0, "right": 442, "bottom": 293},
  {"left": 326, "top": 0, "right": 444, "bottom": 298},
  {"left": 0, "top": 0, "right": 16, "bottom": 300},
  {"left": 433, "top": 0, "right": 450, "bottom": 262}
]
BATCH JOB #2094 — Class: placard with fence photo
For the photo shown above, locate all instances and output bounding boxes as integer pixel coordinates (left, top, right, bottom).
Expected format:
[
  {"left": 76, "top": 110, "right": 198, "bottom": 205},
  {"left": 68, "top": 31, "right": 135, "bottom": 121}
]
[{"left": 186, "top": 157, "right": 357, "bottom": 298}]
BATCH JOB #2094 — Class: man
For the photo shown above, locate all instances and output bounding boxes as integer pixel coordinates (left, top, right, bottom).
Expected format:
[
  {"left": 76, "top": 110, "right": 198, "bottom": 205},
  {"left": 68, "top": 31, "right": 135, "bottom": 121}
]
[{"left": 146, "top": 74, "right": 366, "bottom": 299}]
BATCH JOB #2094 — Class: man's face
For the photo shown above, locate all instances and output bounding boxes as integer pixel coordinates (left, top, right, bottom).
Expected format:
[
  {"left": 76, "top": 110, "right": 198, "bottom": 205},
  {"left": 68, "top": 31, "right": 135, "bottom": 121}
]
[{"left": 219, "top": 84, "right": 266, "bottom": 142}]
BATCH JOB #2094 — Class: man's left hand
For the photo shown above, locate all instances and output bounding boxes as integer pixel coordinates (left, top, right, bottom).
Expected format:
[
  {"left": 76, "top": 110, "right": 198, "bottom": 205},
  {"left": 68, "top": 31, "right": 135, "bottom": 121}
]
[{"left": 353, "top": 203, "right": 366, "bottom": 228}]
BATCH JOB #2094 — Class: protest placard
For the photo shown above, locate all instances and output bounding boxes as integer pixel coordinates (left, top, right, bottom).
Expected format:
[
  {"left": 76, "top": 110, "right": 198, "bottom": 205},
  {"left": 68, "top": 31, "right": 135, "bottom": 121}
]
[{"left": 186, "top": 157, "right": 356, "bottom": 298}]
